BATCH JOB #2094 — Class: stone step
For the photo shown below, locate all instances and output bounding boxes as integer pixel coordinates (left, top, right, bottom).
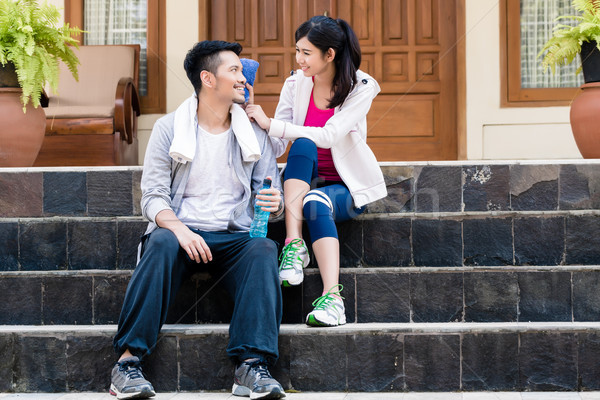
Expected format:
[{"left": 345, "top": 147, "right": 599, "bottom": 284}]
[
  {"left": 2, "top": 162, "right": 600, "bottom": 219},
  {"left": 3, "top": 211, "right": 600, "bottom": 271},
  {"left": 3, "top": 266, "right": 600, "bottom": 325},
  {"left": 2, "top": 322, "right": 600, "bottom": 392}
]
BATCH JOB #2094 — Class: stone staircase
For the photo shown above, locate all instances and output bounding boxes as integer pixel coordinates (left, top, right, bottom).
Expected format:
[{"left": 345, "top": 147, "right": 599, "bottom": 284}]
[{"left": 2, "top": 162, "right": 600, "bottom": 393}]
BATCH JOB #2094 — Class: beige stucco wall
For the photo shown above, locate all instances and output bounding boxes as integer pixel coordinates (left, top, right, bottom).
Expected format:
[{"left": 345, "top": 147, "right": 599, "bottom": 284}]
[
  {"left": 465, "top": 0, "right": 581, "bottom": 159},
  {"left": 52, "top": 0, "right": 583, "bottom": 161},
  {"left": 137, "top": 0, "right": 197, "bottom": 164}
]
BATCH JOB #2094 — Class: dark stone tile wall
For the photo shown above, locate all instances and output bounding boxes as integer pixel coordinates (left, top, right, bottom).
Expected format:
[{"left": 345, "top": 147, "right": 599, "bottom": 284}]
[
  {"left": 463, "top": 218, "right": 513, "bottom": 266},
  {"left": 463, "top": 165, "right": 510, "bottom": 211},
  {"left": 510, "top": 165, "right": 559, "bottom": 211},
  {"left": 573, "top": 271, "right": 600, "bottom": 321},
  {"left": 6, "top": 211, "right": 600, "bottom": 271},
  {"left": 13, "top": 336, "right": 67, "bottom": 392},
  {"left": 0, "top": 221, "right": 18, "bottom": 271},
  {"left": 464, "top": 272, "right": 518, "bottom": 322},
  {"left": 0, "top": 169, "right": 142, "bottom": 218},
  {"left": 2, "top": 164, "right": 600, "bottom": 219},
  {"left": 0, "top": 334, "right": 15, "bottom": 391},
  {"left": 566, "top": 215, "right": 600, "bottom": 264},
  {"left": 19, "top": 220, "right": 67, "bottom": 271},
  {"left": 560, "top": 164, "right": 600, "bottom": 210},
  {"left": 0, "top": 218, "right": 146, "bottom": 271},
  {"left": 43, "top": 276, "right": 93, "bottom": 325},
  {"left": 87, "top": 171, "right": 134, "bottom": 217},
  {"left": 462, "top": 333, "right": 519, "bottom": 390},
  {"left": 1, "top": 328, "right": 599, "bottom": 392},
  {"left": 412, "top": 219, "right": 462, "bottom": 267},
  {"left": 411, "top": 272, "right": 463, "bottom": 322},
  {"left": 514, "top": 217, "right": 565, "bottom": 265},
  {"left": 0, "top": 172, "right": 43, "bottom": 217},
  {"left": 347, "top": 333, "right": 404, "bottom": 391},
  {"left": 415, "top": 166, "right": 462, "bottom": 212},
  {"left": 404, "top": 335, "right": 460, "bottom": 391},
  {"left": 68, "top": 220, "right": 116, "bottom": 270},
  {"left": 0, "top": 276, "right": 42, "bottom": 324},
  {"left": 519, "top": 332, "right": 578, "bottom": 391},
  {"left": 363, "top": 218, "right": 410, "bottom": 266},
  {"left": 66, "top": 335, "right": 114, "bottom": 391},
  {"left": 43, "top": 172, "right": 86, "bottom": 215},
  {"left": 8, "top": 267, "right": 600, "bottom": 325},
  {"left": 368, "top": 166, "right": 413, "bottom": 213},
  {"left": 579, "top": 332, "right": 600, "bottom": 390},
  {"left": 356, "top": 273, "right": 410, "bottom": 322},
  {"left": 519, "top": 272, "right": 572, "bottom": 322}
]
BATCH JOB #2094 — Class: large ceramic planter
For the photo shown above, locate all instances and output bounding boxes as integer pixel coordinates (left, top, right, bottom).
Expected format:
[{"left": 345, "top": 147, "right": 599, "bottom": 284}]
[
  {"left": 0, "top": 63, "right": 46, "bottom": 167},
  {"left": 570, "top": 41, "right": 600, "bottom": 158},
  {"left": 570, "top": 82, "right": 600, "bottom": 158}
]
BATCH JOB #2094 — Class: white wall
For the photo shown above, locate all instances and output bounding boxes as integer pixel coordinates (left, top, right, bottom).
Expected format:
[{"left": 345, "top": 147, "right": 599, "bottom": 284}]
[
  {"left": 465, "top": 0, "right": 581, "bottom": 159},
  {"left": 137, "top": 0, "right": 198, "bottom": 163}
]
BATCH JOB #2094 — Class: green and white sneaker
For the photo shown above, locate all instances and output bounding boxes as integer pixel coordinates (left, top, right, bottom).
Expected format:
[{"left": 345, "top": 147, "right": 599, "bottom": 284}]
[
  {"left": 306, "top": 284, "right": 347, "bottom": 327},
  {"left": 278, "top": 238, "right": 310, "bottom": 287}
]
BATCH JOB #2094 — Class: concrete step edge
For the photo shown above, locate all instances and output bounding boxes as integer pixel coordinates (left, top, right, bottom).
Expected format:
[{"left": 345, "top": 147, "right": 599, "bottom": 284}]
[
  {"left": 4, "top": 265, "right": 600, "bottom": 277},
  {"left": 3, "top": 321, "right": 600, "bottom": 336}
]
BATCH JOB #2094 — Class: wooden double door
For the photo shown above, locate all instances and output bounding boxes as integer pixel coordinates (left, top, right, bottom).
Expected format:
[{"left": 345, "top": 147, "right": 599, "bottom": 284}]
[{"left": 205, "top": 0, "right": 459, "bottom": 161}]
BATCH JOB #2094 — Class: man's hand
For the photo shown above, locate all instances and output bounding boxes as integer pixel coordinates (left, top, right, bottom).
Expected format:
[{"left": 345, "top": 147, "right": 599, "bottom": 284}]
[
  {"left": 255, "top": 175, "right": 283, "bottom": 215},
  {"left": 172, "top": 225, "right": 212, "bottom": 263},
  {"left": 155, "top": 210, "right": 213, "bottom": 263},
  {"left": 244, "top": 83, "right": 271, "bottom": 131}
]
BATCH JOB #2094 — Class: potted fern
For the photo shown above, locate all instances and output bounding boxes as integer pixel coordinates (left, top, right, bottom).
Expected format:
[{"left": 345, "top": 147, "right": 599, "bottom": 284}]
[
  {"left": 0, "top": 0, "right": 81, "bottom": 167},
  {"left": 539, "top": 0, "right": 600, "bottom": 158},
  {"left": 539, "top": 0, "right": 600, "bottom": 82}
]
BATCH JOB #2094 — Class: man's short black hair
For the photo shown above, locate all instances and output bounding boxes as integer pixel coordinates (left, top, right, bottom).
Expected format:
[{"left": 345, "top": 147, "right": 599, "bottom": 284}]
[{"left": 184, "top": 40, "right": 243, "bottom": 95}]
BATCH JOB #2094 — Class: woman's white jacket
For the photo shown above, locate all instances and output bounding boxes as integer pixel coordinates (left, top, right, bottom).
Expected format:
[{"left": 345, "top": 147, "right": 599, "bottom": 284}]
[{"left": 269, "top": 69, "right": 387, "bottom": 208}]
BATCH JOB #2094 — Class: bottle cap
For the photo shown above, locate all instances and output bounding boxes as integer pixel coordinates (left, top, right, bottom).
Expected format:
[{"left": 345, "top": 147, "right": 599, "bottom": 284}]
[{"left": 263, "top": 178, "right": 272, "bottom": 186}]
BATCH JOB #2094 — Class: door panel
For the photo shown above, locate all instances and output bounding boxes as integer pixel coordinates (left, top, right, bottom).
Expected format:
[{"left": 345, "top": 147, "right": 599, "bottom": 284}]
[{"left": 207, "top": 0, "right": 458, "bottom": 161}]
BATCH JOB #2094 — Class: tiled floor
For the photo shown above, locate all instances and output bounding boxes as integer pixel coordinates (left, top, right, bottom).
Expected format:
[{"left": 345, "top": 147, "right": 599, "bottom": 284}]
[{"left": 2, "top": 393, "right": 600, "bottom": 399}]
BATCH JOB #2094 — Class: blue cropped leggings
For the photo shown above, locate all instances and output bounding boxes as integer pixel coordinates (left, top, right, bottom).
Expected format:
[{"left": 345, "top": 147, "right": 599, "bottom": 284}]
[{"left": 284, "top": 138, "right": 365, "bottom": 243}]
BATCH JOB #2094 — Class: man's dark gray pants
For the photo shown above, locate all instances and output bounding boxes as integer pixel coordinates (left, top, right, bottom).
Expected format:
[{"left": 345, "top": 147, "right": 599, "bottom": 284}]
[{"left": 113, "top": 228, "right": 282, "bottom": 365}]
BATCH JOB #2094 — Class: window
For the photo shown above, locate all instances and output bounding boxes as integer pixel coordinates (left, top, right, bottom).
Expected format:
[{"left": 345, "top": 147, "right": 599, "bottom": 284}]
[
  {"left": 65, "top": 0, "right": 166, "bottom": 113},
  {"left": 501, "top": 0, "right": 581, "bottom": 107}
]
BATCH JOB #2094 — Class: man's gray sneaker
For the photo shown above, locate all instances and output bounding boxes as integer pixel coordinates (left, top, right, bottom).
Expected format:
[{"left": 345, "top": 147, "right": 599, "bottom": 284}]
[
  {"left": 232, "top": 359, "right": 285, "bottom": 399},
  {"left": 109, "top": 356, "right": 155, "bottom": 399}
]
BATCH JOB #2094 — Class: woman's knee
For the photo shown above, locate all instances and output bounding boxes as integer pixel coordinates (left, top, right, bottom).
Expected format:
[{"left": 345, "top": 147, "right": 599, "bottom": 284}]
[
  {"left": 302, "top": 189, "right": 334, "bottom": 220},
  {"left": 289, "top": 138, "right": 317, "bottom": 157}
]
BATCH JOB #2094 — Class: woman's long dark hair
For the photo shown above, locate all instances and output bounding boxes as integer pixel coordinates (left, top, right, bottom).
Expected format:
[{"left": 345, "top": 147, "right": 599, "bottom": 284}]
[{"left": 295, "top": 16, "right": 361, "bottom": 109}]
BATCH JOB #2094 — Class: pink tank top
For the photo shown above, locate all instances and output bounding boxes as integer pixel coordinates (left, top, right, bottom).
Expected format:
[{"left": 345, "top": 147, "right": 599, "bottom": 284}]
[{"left": 304, "top": 90, "right": 342, "bottom": 182}]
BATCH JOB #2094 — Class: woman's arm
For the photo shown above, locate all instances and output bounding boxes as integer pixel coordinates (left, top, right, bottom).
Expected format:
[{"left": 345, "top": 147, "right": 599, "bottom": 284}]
[{"left": 244, "top": 82, "right": 290, "bottom": 157}]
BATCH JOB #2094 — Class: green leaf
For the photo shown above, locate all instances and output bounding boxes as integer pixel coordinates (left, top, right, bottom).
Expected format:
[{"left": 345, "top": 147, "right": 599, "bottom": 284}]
[{"left": 0, "top": 0, "right": 81, "bottom": 108}]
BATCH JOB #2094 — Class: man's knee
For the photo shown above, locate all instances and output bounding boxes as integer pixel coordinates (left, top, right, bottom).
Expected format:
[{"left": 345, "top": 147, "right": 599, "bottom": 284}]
[
  {"left": 246, "top": 237, "right": 278, "bottom": 257},
  {"left": 142, "top": 228, "right": 181, "bottom": 260},
  {"left": 147, "top": 228, "right": 179, "bottom": 247}
]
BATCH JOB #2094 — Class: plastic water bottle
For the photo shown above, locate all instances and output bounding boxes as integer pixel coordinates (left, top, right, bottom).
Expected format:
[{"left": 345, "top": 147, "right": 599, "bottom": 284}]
[{"left": 249, "top": 178, "right": 272, "bottom": 238}]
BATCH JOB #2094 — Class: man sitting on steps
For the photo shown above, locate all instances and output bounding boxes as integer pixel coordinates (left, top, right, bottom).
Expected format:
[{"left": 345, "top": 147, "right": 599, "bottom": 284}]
[{"left": 109, "top": 40, "right": 286, "bottom": 400}]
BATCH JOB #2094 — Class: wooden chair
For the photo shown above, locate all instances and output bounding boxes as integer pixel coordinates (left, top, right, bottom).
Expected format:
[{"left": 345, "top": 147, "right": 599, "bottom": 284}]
[{"left": 35, "top": 44, "right": 141, "bottom": 166}]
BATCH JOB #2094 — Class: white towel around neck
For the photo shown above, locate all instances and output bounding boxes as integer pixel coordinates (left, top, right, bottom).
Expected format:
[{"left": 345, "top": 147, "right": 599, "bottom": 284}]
[{"left": 169, "top": 95, "right": 261, "bottom": 163}]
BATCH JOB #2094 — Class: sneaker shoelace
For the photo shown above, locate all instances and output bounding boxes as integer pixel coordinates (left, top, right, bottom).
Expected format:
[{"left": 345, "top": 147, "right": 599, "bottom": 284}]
[
  {"left": 278, "top": 238, "right": 305, "bottom": 271},
  {"left": 311, "top": 284, "right": 345, "bottom": 310},
  {"left": 120, "top": 361, "right": 144, "bottom": 380},
  {"left": 246, "top": 360, "right": 272, "bottom": 380}
]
